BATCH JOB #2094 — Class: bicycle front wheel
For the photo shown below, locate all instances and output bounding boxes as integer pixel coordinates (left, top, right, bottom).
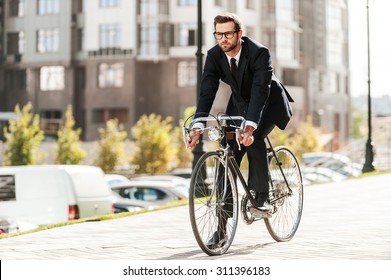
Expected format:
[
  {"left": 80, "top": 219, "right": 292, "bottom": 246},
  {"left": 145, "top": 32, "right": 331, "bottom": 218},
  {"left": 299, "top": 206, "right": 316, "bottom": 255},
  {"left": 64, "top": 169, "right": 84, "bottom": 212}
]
[
  {"left": 189, "top": 151, "right": 238, "bottom": 256},
  {"left": 265, "top": 146, "right": 303, "bottom": 242}
]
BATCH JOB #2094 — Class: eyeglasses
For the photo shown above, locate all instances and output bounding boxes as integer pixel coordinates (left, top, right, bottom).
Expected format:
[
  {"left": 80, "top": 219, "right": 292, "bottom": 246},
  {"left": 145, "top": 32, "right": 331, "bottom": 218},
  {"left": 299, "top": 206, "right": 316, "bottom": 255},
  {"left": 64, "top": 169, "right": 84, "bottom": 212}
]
[{"left": 213, "top": 30, "right": 239, "bottom": 40}]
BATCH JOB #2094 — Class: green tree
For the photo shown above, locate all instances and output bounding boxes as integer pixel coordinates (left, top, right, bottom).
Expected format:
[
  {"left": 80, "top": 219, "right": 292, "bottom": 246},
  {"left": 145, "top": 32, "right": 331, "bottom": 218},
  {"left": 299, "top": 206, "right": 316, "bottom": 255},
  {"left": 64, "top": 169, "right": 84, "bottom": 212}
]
[
  {"left": 55, "top": 105, "right": 86, "bottom": 164},
  {"left": 131, "top": 114, "right": 176, "bottom": 175},
  {"left": 95, "top": 119, "right": 128, "bottom": 172},
  {"left": 173, "top": 106, "right": 195, "bottom": 168},
  {"left": 269, "top": 116, "right": 322, "bottom": 162},
  {"left": 269, "top": 127, "right": 291, "bottom": 148},
  {"left": 288, "top": 116, "right": 322, "bottom": 161},
  {"left": 3, "top": 103, "right": 44, "bottom": 166}
]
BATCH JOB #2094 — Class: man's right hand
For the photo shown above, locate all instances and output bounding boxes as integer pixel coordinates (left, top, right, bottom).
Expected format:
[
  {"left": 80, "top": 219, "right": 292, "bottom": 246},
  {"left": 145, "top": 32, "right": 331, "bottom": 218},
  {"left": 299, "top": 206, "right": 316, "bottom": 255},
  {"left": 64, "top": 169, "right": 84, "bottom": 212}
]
[{"left": 186, "top": 128, "right": 202, "bottom": 149}]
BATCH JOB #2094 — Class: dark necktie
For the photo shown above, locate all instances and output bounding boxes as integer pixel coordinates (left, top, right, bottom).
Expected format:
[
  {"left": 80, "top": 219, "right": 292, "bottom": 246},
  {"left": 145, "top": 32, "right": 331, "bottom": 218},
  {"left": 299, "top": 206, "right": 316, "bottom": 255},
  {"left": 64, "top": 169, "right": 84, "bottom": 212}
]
[{"left": 230, "top": 57, "right": 239, "bottom": 86}]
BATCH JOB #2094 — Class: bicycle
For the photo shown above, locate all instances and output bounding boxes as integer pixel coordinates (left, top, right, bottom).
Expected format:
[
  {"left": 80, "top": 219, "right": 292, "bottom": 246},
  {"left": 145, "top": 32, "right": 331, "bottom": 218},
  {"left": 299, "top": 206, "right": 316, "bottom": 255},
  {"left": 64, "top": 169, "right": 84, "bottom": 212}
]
[{"left": 183, "top": 113, "right": 304, "bottom": 256}]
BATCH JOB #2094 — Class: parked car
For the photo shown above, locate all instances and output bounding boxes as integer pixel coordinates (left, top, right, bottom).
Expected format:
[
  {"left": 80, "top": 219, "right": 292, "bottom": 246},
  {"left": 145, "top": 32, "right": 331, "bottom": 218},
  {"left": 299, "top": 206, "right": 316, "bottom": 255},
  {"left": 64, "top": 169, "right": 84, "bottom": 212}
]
[
  {"left": 111, "top": 192, "right": 158, "bottom": 213},
  {"left": 169, "top": 168, "right": 192, "bottom": 179},
  {"left": 302, "top": 166, "right": 347, "bottom": 183},
  {"left": 302, "top": 152, "right": 362, "bottom": 177},
  {"left": 0, "top": 165, "right": 113, "bottom": 226},
  {"left": 104, "top": 174, "right": 131, "bottom": 187},
  {"left": 110, "top": 180, "right": 189, "bottom": 206},
  {"left": 0, "top": 217, "right": 19, "bottom": 235},
  {"left": 131, "top": 174, "right": 190, "bottom": 189}
]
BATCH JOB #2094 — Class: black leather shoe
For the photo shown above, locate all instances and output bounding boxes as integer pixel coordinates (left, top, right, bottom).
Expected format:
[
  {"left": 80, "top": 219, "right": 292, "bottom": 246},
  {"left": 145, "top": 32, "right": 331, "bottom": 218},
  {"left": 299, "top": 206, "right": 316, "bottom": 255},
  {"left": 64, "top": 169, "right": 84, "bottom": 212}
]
[
  {"left": 257, "top": 200, "right": 272, "bottom": 213},
  {"left": 253, "top": 192, "right": 272, "bottom": 213},
  {"left": 206, "top": 230, "right": 228, "bottom": 249},
  {"left": 206, "top": 216, "right": 227, "bottom": 249}
]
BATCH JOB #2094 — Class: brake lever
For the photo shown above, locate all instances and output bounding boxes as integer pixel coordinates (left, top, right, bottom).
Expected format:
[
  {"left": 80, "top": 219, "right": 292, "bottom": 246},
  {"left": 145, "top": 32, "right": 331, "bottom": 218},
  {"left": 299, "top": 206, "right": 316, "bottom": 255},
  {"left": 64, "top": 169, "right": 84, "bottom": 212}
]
[{"left": 235, "top": 129, "right": 243, "bottom": 151}]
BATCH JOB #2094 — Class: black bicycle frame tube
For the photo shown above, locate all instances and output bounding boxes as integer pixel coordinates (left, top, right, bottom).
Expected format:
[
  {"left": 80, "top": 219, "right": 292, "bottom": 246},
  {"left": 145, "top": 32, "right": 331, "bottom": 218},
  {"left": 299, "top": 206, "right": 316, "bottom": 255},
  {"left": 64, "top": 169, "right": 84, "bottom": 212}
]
[{"left": 265, "top": 136, "right": 293, "bottom": 194}]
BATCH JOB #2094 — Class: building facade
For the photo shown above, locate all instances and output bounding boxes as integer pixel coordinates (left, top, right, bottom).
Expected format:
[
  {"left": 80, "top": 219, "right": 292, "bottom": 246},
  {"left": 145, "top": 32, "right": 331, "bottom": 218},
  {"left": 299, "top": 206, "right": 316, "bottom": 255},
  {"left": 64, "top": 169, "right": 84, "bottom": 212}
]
[{"left": 0, "top": 0, "right": 350, "bottom": 148}]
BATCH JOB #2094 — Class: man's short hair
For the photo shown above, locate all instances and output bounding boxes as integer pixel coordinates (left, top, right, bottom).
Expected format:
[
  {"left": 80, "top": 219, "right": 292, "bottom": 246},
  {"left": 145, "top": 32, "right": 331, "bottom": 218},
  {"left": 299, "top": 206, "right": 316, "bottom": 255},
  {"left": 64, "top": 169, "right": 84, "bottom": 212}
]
[{"left": 214, "top": 12, "right": 242, "bottom": 31}]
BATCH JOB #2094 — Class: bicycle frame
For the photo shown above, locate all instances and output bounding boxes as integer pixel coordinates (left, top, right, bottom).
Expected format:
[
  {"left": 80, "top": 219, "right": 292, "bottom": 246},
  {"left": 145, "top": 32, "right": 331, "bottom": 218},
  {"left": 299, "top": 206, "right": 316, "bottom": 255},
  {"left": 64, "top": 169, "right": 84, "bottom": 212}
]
[{"left": 185, "top": 114, "right": 293, "bottom": 209}]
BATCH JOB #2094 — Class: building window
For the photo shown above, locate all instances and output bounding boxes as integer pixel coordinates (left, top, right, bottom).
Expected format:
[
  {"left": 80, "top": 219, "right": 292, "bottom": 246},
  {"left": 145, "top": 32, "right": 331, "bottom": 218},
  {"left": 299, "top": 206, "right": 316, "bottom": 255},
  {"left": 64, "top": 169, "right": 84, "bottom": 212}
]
[
  {"left": 177, "top": 61, "right": 196, "bottom": 87},
  {"left": 98, "top": 63, "right": 124, "bottom": 88},
  {"left": 40, "top": 110, "right": 62, "bottom": 136},
  {"left": 177, "top": 23, "right": 197, "bottom": 46},
  {"left": 37, "top": 29, "right": 59, "bottom": 53},
  {"left": 139, "top": 0, "right": 168, "bottom": 16},
  {"left": 139, "top": 22, "right": 159, "bottom": 55},
  {"left": 327, "top": 2, "right": 342, "bottom": 30},
  {"left": 5, "top": 70, "right": 26, "bottom": 91},
  {"left": 178, "top": 0, "right": 196, "bottom": 6},
  {"left": 9, "top": 0, "right": 25, "bottom": 17},
  {"left": 99, "top": 24, "right": 121, "bottom": 48},
  {"left": 76, "top": 28, "right": 85, "bottom": 51},
  {"left": 276, "top": 0, "right": 294, "bottom": 22},
  {"left": 327, "top": 38, "right": 343, "bottom": 66},
  {"left": 276, "top": 27, "right": 294, "bottom": 60},
  {"left": 92, "top": 108, "right": 128, "bottom": 124},
  {"left": 40, "top": 66, "right": 65, "bottom": 91},
  {"left": 37, "top": 0, "right": 60, "bottom": 15},
  {"left": 328, "top": 72, "right": 339, "bottom": 94},
  {"left": 7, "top": 32, "right": 24, "bottom": 55},
  {"left": 138, "top": 0, "right": 169, "bottom": 55},
  {"left": 77, "top": 0, "right": 85, "bottom": 12},
  {"left": 99, "top": 0, "right": 120, "bottom": 8},
  {"left": 18, "top": 32, "right": 25, "bottom": 54}
]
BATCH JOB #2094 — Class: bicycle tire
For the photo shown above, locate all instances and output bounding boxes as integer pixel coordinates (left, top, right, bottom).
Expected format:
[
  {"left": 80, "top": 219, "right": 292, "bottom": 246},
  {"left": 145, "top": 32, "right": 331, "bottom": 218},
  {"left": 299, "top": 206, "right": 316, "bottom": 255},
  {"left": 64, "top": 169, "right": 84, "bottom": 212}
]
[
  {"left": 189, "top": 151, "right": 239, "bottom": 256},
  {"left": 264, "top": 146, "right": 303, "bottom": 242}
]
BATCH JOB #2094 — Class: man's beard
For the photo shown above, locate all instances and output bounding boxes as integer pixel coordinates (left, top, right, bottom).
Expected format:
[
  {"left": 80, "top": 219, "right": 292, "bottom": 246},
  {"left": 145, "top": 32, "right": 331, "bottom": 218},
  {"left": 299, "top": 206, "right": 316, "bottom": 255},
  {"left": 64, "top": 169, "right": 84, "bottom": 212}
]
[{"left": 219, "top": 39, "right": 238, "bottom": 53}]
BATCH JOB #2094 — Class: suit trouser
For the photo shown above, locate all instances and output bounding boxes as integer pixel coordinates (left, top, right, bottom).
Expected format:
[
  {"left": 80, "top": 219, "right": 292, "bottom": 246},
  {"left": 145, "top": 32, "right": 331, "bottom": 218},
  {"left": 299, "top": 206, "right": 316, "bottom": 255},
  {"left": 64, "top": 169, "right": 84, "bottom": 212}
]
[
  {"left": 221, "top": 111, "right": 276, "bottom": 219},
  {"left": 232, "top": 112, "right": 276, "bottom": 194}
]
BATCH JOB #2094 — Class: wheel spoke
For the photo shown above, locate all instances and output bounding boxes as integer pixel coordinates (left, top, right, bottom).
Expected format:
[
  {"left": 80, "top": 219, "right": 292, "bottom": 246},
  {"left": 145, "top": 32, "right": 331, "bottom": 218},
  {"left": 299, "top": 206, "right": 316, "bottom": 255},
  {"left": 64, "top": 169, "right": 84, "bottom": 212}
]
[
  {"left": 189, "top": 152, "right": 238, "bottom": 255},
  {"left": 265, "top": 147, "right": 303, "bottom": 242}
]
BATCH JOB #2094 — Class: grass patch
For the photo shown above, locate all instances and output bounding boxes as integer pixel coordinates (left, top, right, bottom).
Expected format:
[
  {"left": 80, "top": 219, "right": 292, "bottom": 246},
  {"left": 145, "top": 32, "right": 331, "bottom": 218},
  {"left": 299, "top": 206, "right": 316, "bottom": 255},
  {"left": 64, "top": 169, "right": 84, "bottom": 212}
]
[{"left": 355, "top": 169, "right": 391, "bottom": 178}]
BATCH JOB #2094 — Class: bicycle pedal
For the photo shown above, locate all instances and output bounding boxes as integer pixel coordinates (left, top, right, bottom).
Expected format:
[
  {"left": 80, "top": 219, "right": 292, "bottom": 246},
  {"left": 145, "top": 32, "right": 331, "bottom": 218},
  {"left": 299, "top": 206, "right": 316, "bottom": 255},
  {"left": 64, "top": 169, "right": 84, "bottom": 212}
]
[{"left": 249, "top": 207, "right": 272, "bottom": 218}]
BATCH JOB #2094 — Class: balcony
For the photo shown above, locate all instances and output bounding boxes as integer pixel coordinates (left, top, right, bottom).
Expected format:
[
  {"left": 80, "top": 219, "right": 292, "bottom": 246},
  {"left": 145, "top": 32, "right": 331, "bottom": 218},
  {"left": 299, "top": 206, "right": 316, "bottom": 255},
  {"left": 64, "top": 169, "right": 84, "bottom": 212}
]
[{"left": 88, "top": 48, "right": 133, "bottom": 57}]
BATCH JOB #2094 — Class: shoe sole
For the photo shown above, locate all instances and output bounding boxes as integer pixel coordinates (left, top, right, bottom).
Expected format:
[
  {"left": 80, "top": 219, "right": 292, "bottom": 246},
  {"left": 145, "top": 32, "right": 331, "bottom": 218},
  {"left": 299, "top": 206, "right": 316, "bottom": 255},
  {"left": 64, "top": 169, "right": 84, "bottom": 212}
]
[
  {"left": 249, "top": 207, "right": 272, "bottom": 218},
  {"left": 206, "top": 236, "right": 228, "bottom": 249}
]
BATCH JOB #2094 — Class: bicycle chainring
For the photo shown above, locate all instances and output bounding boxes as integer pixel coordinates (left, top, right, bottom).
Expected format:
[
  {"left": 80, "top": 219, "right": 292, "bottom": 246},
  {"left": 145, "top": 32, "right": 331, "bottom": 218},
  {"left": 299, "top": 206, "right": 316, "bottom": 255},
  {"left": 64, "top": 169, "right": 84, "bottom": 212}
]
[{"left": 240, "top": 194, "right": 255, "bottom": 225}]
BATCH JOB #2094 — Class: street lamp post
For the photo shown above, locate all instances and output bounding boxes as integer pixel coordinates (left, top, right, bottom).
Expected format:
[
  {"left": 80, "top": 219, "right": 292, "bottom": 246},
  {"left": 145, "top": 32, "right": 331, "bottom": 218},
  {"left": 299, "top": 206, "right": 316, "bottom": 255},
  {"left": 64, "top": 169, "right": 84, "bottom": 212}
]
[
  {"left": 362, "top": 0, "right": 375, "bottom": 173},
  {"left": 192, "top": 0, "right": 204, "bottom": 168}
]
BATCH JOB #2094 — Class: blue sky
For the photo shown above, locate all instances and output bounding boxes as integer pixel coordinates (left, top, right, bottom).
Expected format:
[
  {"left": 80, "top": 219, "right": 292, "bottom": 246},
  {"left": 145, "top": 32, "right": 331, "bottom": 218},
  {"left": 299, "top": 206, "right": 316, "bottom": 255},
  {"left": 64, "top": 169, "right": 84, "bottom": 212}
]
[{"left": 348, "top": 0, "right": 391, "bottom": 97}]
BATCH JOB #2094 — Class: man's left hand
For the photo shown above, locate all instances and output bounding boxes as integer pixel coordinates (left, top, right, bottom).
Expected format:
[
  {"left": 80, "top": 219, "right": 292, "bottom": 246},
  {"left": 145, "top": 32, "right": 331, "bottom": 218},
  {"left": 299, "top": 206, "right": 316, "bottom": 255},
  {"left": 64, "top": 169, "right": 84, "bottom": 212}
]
[{"left": 240, "top": 125, "right": 255, "bottom": 146}]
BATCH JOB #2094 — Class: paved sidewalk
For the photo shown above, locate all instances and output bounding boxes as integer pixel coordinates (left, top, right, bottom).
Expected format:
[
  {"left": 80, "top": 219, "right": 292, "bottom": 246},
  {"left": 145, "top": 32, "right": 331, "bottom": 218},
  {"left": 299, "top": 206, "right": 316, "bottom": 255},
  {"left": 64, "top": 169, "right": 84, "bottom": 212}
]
[{"left": 1, "top": 173, "right": 391, "bottom": 260}]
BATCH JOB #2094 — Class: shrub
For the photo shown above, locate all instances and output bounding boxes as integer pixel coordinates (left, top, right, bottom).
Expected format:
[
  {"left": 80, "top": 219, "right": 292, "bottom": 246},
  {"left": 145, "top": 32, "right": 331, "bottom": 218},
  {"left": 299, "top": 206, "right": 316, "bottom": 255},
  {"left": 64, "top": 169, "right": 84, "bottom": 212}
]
[
  {"left": 55, "top": 105, "right": 86, "bottom": 164},
  {"left": 3, "top": 103, "right": 44, "bottom": 166}
]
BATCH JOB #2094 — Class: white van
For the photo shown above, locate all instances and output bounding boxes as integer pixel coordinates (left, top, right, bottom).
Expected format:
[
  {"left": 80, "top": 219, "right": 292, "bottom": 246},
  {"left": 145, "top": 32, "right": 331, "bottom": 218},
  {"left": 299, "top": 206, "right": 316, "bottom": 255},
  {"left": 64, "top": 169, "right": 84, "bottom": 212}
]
[{"left": 0, "top": 165, "right": 113, "bottom": 226}]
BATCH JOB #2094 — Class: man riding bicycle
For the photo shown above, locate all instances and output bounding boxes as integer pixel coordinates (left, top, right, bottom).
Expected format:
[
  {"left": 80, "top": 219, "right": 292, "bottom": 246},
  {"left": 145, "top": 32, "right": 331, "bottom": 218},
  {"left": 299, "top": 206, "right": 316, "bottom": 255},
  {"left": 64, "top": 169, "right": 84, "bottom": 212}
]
[{"left": 186, "top": 12, "right": 293, "bottom": 247}]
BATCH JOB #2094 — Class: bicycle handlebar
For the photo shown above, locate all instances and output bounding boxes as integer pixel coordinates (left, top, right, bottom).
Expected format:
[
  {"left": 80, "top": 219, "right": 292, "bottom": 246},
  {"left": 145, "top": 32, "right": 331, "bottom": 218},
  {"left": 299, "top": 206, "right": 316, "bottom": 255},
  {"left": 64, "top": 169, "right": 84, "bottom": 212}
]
[
  {"left": 183, "top": 114, "right": 250, "bottom": 150},
  {"left": 185, "top": 115, "right": 246, "bottom": 130}
]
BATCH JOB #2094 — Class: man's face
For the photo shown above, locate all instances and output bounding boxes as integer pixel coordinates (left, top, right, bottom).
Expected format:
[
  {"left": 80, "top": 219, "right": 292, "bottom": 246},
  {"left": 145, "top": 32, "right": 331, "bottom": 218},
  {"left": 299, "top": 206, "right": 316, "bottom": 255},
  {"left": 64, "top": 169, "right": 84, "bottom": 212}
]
[{"left": 215, "top": 21, "right": 241, "bottom": 53}]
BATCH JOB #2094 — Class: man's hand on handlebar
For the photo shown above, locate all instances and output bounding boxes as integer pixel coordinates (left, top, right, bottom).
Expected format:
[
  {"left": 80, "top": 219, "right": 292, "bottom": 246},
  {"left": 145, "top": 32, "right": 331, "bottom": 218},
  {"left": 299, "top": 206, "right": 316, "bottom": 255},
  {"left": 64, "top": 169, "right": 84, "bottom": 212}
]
[
  {"left": 239, "top": 125, "right": 255, "bottom": 147},
  {"left": 186, "top": 128, "right": 202, "bottom": 149}
]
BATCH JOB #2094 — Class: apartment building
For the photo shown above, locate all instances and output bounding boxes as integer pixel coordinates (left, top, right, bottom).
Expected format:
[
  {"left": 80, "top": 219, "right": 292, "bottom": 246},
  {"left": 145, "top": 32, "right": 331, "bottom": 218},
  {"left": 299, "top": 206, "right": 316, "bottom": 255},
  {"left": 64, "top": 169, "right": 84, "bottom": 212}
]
[
  {"left": 299, "top": 0, "right": 350, "bottom": 149},
  {"left": 0, "top": 0, "right": 350, "bottom": 148}
]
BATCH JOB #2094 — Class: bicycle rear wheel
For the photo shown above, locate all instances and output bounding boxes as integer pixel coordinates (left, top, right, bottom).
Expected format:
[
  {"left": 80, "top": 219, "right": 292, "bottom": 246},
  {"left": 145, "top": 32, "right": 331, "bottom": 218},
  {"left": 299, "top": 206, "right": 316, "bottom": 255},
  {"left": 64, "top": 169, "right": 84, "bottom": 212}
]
[
  {"left": 265, "top": 146, "right": 303, "bottom": 242},
  {"left": 189, "top": 151, "right": 238, "bottom": 256}
]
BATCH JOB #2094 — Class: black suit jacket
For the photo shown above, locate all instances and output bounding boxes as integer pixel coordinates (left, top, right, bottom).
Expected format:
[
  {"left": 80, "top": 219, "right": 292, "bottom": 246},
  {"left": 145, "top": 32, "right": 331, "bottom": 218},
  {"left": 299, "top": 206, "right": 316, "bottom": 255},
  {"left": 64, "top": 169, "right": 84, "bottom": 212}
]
[{"left": 196, "top": 36, "right": 293, "bottom": 130}]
